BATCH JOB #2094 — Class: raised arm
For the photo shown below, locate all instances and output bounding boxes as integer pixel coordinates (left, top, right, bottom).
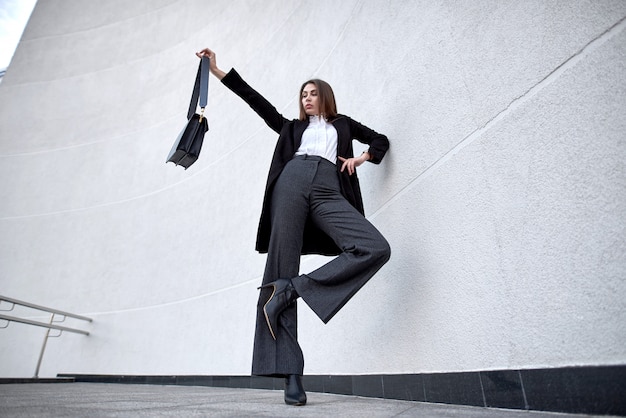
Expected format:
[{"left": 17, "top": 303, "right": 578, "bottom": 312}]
[{"left": 195, "top": 48, "right": 288, "bottom": 134}]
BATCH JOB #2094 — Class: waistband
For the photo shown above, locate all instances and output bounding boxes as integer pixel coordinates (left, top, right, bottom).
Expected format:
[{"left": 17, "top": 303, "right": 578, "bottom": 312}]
[{"left": 292, "top": 154, "right": 336, "bottom": 166}]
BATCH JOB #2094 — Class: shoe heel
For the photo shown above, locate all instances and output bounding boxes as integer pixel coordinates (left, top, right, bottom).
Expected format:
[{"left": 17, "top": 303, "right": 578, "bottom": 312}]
[
  {"left": 256, "top": 278, "right": 296, "bottom": 341},
  {"left": 257, "top": 282, "right": 276, "bottom": 290}
]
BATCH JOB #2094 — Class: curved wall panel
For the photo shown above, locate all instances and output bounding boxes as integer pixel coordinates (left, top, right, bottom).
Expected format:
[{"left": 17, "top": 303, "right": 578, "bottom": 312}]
[{"left": 0, "top": 0, "right": 624, "bottom": 378}]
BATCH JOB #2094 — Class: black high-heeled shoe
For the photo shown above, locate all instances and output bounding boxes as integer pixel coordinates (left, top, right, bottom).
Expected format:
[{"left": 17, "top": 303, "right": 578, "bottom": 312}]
[
  {"left": 257, "top": 278, "right": 298, "bottom": 340},
  {"left": 284, "top": 374, "right": 307, "bottom": 406}
]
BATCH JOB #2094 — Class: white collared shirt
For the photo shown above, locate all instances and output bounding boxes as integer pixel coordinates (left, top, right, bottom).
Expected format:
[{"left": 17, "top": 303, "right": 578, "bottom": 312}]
[{"left": 294, "top": 115, "right": 338, "bottom": 164}]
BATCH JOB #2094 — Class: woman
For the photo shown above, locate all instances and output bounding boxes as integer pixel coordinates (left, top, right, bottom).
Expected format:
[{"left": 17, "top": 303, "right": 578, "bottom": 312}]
[{"left": 196, "top": 48, "right": 391, "bottom": 406}]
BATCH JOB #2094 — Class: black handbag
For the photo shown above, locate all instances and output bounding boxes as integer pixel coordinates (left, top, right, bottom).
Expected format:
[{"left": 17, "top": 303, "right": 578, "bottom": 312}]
[{"left": 167, "top": 56, "right": 210, "bottom": 169}]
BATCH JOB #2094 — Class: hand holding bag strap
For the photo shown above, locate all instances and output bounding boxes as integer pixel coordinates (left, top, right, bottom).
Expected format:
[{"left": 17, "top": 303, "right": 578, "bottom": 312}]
[{"left": 187, "top": 56, "right": 210, "bottom": 120}]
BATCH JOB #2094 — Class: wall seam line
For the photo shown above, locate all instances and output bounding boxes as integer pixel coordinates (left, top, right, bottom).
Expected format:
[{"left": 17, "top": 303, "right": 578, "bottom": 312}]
[{"left": 368, "top": 15, "right": 626, "bottom": 222}]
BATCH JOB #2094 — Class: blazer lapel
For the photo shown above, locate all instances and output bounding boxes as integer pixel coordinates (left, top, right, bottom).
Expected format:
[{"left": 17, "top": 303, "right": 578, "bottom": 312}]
[
  {"left": 293, "top": 119, "right": 308, "bottom": 150},
  {"left": 331, "top": 116, "right": 351, "bottom": 158}
]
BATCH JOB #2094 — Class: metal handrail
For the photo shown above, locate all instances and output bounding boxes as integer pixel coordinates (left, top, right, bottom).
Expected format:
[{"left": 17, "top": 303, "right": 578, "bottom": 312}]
[
  {"left": 0, "top": 295, "right": 92, "bottom": 377},
  {"left": 0, "top": 314, "right": 90, "bottom": 336},
  {"left": 0, "top": 295, "right": 93, "bottom": 323}
]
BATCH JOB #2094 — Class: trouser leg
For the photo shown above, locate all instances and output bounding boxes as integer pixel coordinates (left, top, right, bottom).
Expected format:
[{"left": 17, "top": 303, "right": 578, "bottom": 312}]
[
  {"left": 291, "top": 160, "right": 391, "bottom": 323},
  {"left": 251, "top": 158, "right": 316, "bottom": 376}
]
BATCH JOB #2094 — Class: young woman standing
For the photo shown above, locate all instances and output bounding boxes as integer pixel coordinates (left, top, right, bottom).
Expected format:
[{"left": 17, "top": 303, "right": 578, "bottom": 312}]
[{"left": 196, "top": 48, "right": 391, "bottom": 406}]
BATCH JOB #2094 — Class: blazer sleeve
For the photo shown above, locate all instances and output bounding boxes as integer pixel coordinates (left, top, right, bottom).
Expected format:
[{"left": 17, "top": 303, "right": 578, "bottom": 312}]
[
  {"left": 349, "top": 118, "right": 389, "bottom": 164},
  {"left": 221, "top": 69, "right": 289, "bottom": 134}
]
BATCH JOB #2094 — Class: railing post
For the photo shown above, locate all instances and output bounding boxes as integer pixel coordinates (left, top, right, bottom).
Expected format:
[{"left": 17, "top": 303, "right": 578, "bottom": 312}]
[{"left": 34, "top": 313, "right": 55, "bottom": 378}]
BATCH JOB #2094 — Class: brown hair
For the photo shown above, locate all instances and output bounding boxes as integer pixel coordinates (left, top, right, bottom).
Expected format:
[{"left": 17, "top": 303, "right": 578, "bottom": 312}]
[{"left": 298, "top": 79, "right": 337, "bottom": 121}]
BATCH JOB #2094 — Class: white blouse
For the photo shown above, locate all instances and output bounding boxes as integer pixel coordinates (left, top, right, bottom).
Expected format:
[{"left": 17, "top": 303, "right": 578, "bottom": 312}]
[{"left": 294, "top": 115, "right": 338, "bottom": 164}]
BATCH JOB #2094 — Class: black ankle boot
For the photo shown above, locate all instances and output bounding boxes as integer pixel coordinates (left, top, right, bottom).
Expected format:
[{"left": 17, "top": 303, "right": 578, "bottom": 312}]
[
  {"left": 284, "top": 374, "right": 307, "bottom": 406},
  {"left": 257, "top": 278, "right": 299, "bottom": 340}
]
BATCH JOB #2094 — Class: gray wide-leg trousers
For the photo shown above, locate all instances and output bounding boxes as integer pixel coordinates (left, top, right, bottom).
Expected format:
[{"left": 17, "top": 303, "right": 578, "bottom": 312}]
[{"left": 251, "top": 155, "right": 391, "bottom": 377}]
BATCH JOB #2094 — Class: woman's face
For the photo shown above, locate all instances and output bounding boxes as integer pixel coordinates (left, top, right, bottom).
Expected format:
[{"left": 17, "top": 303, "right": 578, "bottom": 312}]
[{"left": 301, "top": 83, "right": 320, "bottom": 116}]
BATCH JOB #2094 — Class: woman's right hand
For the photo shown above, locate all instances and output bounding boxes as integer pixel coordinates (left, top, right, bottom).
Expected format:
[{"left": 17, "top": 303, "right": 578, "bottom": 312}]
[{"left": 196, "top": 48, "right": 226, "bottom": 80}]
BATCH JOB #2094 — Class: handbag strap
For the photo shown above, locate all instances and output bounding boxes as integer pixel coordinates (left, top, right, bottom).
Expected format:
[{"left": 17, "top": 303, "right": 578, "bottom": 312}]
[{"left": 187, "top": 56, "right": 210, "bottom": 120}]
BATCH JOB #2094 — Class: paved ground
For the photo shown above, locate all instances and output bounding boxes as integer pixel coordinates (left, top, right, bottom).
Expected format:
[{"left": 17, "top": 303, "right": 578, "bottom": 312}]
[{"left": 0, "top": 383, "right": 612, "bottom": 417}]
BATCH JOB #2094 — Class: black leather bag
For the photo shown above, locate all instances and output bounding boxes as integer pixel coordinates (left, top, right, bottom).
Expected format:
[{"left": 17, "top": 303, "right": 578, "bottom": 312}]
[{"left": 167, "top": 56, "right": 210, "bottom": 169}]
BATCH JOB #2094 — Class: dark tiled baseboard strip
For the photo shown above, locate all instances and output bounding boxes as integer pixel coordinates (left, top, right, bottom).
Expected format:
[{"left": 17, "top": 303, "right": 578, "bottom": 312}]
[
  {"left": 0, "top": 377, "right": 75, "bottom": 384},
  {"left": 55, "top": 365, "right": 625, "bottom": 416}
]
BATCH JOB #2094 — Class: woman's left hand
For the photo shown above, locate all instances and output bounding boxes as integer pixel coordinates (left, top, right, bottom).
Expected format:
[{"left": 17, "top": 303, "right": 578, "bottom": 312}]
[{"left": 339, "top": 152, "right": 370, "bottom": 176}]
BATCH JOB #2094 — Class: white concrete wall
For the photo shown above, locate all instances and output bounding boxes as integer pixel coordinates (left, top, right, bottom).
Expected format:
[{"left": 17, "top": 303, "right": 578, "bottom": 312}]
[{"left": 0, "top": 0, "right": 624, "bottom": 378}]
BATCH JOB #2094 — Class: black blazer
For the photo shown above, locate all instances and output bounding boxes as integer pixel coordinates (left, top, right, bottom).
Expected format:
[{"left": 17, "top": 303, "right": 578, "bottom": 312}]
[{"left": 221, "top": 69, "right": 389, "bottom": 255}]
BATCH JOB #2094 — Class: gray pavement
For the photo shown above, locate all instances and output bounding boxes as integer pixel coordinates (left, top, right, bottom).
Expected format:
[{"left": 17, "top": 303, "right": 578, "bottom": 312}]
[{"left": 0, "top": 383, "right": 613, "bottom": 417}]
